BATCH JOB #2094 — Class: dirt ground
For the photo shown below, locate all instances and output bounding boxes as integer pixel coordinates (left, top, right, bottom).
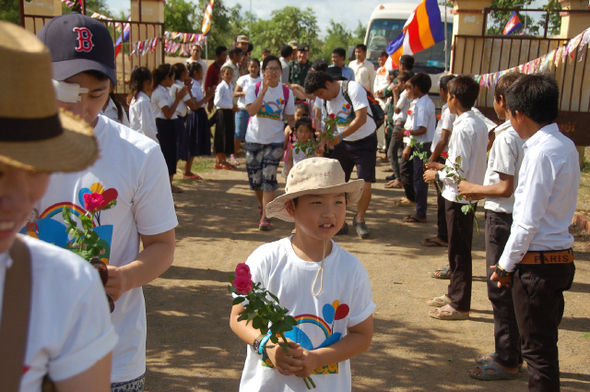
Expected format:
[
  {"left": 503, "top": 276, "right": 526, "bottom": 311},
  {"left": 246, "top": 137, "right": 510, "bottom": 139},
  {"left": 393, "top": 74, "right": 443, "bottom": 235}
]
[{"left": 143, "top": 158, "right": 590, "bottom": 392}]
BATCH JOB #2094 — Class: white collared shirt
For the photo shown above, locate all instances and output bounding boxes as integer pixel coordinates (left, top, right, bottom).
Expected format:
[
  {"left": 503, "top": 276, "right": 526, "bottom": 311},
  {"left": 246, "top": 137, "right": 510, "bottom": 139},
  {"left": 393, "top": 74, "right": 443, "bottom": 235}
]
[
  {"left": 101, "top": 97, "right": 130, "bottom": 127},
  {"left": 129, "top": 91, "right": 159, "bottom": 143},
  {"left": 431, "top": 103, "right": 456, "bottom": 153},
  {"left": 214, "top": 80, "right": 234, "bottom": 109},
  {"left": 439, "top": 110, "right": 488, "bottom": 204},
  {"left": 412, "top": 94, "right": 436, "bottom": 143},
  {"left": 498, "top": 123, "right": 580, "bottom": 272},
  {"left": 151, "top": 84, "right": 177, "bottom": 120},
  {"left": 348, "top": 59, "right": 376, "bottom": 92},
  {"left": 483, "top": 121, "right": 525, "bottom": 213},
  {"left": 170, "top": 80, "right": 192, "bottom": 117}
]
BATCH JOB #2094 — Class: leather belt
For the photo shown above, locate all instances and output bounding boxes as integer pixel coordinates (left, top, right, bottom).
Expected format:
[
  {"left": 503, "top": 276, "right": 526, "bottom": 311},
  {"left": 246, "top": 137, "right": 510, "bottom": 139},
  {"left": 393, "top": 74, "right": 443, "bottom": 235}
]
[{"left": 520, "top": 249, "right": 574, "bottom": 265}]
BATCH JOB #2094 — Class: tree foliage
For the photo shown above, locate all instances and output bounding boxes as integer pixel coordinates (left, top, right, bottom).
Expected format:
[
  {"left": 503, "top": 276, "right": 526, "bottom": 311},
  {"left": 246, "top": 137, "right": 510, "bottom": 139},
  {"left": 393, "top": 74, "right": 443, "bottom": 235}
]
[
  {"left": 196, "top": 0, "right": 246, "bottom": 58},
  {"left": 0, "top": 0, "right": 23, "bottom": 24},
  {"left": 318, "top": 19, "right": 366, "bottom": 63},
  {"left": 62, "top": 0, "right": 111, "bottom": 17},
  {"left": 165, "top": 0, "right": 199, "bottom": 33}
]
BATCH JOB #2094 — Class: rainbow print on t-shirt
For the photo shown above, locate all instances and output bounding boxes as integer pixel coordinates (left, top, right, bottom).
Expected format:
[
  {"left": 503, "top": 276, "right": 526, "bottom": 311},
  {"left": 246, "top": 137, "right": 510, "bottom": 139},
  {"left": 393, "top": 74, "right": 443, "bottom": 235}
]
[
  {"left": 334, "top": 103, "right": 354, "bottom": 127},
  {"left": 257, "top": 97, "right": 284, "bottom": 121}
]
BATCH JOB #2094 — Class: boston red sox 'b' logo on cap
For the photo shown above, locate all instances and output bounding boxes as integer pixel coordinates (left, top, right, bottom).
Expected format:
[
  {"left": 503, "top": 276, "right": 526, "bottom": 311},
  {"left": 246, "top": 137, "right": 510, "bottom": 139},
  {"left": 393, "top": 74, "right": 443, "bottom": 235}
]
[{"left": 73, "top": 27, "right": 94, "bottom": 53}]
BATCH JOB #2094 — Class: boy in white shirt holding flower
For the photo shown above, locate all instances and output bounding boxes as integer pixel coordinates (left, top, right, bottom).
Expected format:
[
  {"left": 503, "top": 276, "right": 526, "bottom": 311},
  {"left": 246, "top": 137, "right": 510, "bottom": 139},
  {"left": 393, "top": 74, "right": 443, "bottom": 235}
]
[{"left": 230, "top": 158, "right": 375, "bottom": 391}]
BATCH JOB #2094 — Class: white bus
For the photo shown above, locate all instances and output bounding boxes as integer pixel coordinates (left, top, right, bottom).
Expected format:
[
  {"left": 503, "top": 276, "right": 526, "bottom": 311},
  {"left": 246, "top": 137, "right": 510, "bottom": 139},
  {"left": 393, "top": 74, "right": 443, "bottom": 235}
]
[{"left": 364, "top": 2, "right": 453, "bottom": 74}]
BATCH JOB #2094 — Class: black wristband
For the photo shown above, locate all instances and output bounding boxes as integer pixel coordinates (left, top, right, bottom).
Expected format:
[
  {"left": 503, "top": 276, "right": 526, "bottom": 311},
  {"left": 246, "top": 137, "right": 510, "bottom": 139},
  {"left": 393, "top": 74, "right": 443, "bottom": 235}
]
[{"left": 495, "top": 263, "right": 511, "bottom": 277}]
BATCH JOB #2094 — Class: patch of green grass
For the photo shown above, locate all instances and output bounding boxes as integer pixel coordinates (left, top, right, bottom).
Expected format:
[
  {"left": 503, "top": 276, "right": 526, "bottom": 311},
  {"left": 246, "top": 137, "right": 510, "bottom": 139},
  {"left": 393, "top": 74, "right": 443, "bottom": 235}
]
[{"left": 176, "top": 157, "right": 215, "bottom": 176}]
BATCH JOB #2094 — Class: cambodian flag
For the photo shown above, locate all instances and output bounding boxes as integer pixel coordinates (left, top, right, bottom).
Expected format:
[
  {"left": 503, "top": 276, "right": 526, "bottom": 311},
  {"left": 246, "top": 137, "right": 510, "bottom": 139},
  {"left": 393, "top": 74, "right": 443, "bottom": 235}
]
[
  {"left": 386, "top": 0, "right": 445, "bottom": 67},
  {"left": 114, "top": 17, "right": 131, "bottom": 57},
  {"left": 503, "top": 11, "right": 522, "bottom": 35}
]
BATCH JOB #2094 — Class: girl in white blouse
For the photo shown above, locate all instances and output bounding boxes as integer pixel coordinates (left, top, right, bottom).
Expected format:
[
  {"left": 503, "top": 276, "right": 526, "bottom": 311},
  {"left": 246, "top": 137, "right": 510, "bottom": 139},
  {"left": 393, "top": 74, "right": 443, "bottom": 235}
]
[
  {"left": 128, "top": 67, "right": 158, "bottom": 143},
  {"left": 151, "top": 64, "right": 188, "bottom": 193}
]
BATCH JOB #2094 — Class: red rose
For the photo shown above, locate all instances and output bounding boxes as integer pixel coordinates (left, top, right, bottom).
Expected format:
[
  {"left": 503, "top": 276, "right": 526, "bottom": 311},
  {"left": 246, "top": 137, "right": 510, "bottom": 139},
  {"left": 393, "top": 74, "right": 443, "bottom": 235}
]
[
  {"left": 403, "top": 130, "right": 410, "bottom": 136},
  {"left": 441, "top": 151, "right": 449, "bottom": 159},
  {"left": 84, "top": 192, "right": 104, "bottom": 213},
  {"left": 235, "top": 263, "right": 251, "bottom": 279},
  {"left": 407, "top": 110, "right": 412, "bottom": 115},
  {"left": 329, "top": 113, "right": 336, "bottom": 119},
  {"left": 233, "top": 276, "right": 253, "bottom": 294}
]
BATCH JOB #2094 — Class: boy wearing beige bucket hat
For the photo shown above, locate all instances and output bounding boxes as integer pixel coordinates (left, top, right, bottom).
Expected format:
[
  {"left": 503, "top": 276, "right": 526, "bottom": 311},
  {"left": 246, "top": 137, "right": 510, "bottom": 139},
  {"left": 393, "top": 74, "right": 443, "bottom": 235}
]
[
  {"left": 0, "top": 21, "right": 117, "bottom": 392},
  {"left": 230, "top": 157, "right": 375, "bottom": 391},
  {"left": 31, "top": 13, "right": 177, "bottom": 391}
]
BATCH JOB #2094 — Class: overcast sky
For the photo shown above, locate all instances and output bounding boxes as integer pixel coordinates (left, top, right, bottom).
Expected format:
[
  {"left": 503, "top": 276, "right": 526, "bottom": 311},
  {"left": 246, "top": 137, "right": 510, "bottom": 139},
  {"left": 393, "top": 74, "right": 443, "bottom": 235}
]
[{"left": 106, "top": 0, "right": 552, "bottom": 38}]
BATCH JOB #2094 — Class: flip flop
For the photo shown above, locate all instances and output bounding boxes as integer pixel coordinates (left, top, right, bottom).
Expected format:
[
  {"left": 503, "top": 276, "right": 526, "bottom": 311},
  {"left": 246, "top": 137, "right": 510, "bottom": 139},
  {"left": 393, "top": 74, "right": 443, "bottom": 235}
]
[
  {"left": 421, "top": 237, "right": 448, "bottom": 247},
  {"left": 475, "top": 353, "right": 524, "bottom": 369},
  {"left": 395, "top": 197, "right": 415, "bottom": 206},
  {"left": 469, "top": 360, "right": 520, "bottom": 381},
  {"left": 403, "top": 215, "right": 427, "bottom": 223},
  {"left": 427, "top": 294, "right": 451, "bottom": 307},
  {"left": 429, "top": 305, "right": 469, "bottom": 320},
  {"left": 429, "top": 265, "right": 451, "bottom": 279}
]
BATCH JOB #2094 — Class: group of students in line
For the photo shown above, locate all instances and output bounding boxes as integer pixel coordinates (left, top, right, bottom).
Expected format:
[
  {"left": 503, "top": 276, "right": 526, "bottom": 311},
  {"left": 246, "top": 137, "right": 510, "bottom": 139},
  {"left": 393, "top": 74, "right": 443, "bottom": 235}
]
[{"left": 1, "top": 10, "right": 581, "bottom": 392}]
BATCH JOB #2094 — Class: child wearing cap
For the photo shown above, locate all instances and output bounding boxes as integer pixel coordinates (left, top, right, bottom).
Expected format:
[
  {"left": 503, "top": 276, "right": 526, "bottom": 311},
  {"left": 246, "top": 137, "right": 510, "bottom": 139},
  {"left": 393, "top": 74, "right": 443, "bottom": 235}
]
[
  {"left": 230, "top": 157, "right": 375, "bottom": 391},
  {"left": 34, "top": 13, "right": 177, "bottom": 391},
  {"left": 0, "top": 21, "right": 117, "bottom": 391}
]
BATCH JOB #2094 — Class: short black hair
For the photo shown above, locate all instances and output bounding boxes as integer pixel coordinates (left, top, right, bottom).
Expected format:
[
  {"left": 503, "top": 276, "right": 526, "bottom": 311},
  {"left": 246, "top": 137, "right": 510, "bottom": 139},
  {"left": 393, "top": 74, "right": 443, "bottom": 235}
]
[
  {"left": 494, "top": 72, "right": 521, "bottom": 102},
  {"left": 280, "top": 44, "right": 293, "bottom": 58},
  {"left": 332, "top": 47, "right": 346, "bottom": 58},
  {"left": 295, "top": 102, "right": 310, "bottom": 116},
  {"left": 215, "top": 46, "right": 227, "bottom": 56},
  {"left": 311, "top": 58, "right": 328, "bottom": 72},
  {"left": 380, "top": 50, "right": 388, "bottom": 58},
  {"left": 294, "top": 117, "right": 313, "bottom": 132},
  {"left": 439, "top": 75, "right": 456, "bottom": 92},
  {"left": 409, "top": 72, "right": 431, "bottom": 94},
  {"left": 261, "top": 48, "right": 270, "bottom": 54},
  {"left": 355, "top": 44, "right": 367, "bottom": 52},
  {"left": 505, "top": 73, "right": 559, "bottom": 124},
  {"left": 188, "top": 61, "right": 202, "bottom": 77},
  {"left": 304, "top": 71, "right": 334, "bottom": 94},
  {"left": 262, "top": 55, "right": 281, "bottom": 71},
  {"left": 397, "top": 71, "right": 411, "bottom": 83},
  {"left": 447, "top": 76, "right": 480, "bottom": 110},
  {"left": 248, "top": 42, "right": 254, "bottom": 53},
  {"left": 228, "top": 46, "right": 243, "bottom": 58}
]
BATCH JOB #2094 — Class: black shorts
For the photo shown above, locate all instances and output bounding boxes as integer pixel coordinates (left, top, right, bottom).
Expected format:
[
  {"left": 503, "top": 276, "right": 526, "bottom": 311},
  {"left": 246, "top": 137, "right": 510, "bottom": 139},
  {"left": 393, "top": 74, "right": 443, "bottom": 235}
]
[{"left": 331, "top": 132, "right": 377, "bottom": 183}]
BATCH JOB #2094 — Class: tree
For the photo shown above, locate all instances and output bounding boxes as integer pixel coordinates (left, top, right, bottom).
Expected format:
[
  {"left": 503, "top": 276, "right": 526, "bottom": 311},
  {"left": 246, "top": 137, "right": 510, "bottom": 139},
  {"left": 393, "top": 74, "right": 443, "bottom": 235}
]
[
  {"left": 0, "top": 0, "right": 22, "bottom": 24},
  {"left": 319, "top": 20, "right": 352, "bottom": 62},
  {"left": 250, "top": 6, "right": 321, "bottom": 59},
  {"left": 62, "top": 0, "right": 111, "bottom": 17},
  {"left": 539, "top": 0, "right": 561, "bottom": 36},
  {"left": 165, "top": 0, "right": 199, "bottom": 33},
  {"left": 486, "top": 0, "right": 538, "bottom": 36}
]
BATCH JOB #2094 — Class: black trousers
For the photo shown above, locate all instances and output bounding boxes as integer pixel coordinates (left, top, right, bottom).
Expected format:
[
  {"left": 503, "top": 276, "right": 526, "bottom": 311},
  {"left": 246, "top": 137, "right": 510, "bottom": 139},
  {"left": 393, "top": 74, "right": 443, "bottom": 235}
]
[
  {"left": 434, "top": 157, "right": 447, "bottom": 242},
  {"left": 513, "top": 262, "right": 575, "bottom": 392},
  {"left": 485, "top": 210, "right": 521, "bottom": 368},
  {"left": 399, "top": 143, "right": 415, "bottom": 202},
  {"left": 446, "top": 199, "right": 475, "bottom": 312}
]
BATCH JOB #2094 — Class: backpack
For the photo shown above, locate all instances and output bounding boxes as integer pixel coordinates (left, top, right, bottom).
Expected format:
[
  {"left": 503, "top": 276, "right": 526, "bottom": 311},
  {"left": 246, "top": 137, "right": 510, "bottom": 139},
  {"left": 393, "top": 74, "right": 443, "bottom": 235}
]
[
  {"left": 325, "top": 80, "right": 384, "bottom": 131},
  {"left": 254, "top": 81, "right": 290, "bottom": 120}
]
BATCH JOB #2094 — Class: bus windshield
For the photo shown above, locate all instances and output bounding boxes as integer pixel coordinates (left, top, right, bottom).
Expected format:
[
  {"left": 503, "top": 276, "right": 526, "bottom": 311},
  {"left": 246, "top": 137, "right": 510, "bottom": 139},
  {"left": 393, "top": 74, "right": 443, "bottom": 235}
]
[{"left": 366, "top": 18, "right": 453, "bottom": 74}]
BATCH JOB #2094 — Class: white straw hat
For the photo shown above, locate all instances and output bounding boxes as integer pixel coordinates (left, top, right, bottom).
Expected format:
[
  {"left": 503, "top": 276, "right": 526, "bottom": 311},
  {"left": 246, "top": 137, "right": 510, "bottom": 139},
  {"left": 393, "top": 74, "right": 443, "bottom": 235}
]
[
  {"left": 0, "top": 21, "right": 97, "bottom": 173},
  {"left": 266, "top": 157, "right": 364, "bottom": 222}
]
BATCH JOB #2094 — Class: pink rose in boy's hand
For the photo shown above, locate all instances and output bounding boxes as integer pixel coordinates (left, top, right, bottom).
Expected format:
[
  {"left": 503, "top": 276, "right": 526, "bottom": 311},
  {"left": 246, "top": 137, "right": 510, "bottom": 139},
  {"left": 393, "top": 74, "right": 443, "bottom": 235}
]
[
  {"left": 84, "top": 192, "right": 104, "bottom": 213},
  {"left": 233, "top": 276, "right": 253, "bottom": 294},
  {"left": 235, "top": 263, "right": 251, "bottom": 279},
  {"left": 403, "top": 130, "right": 410, "bottom": 136}
]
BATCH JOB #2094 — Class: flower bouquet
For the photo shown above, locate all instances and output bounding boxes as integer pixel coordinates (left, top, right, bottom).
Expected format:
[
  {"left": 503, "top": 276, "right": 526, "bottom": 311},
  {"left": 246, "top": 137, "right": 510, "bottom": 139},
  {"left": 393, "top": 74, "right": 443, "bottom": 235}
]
[
  {"left": 229, "top": 263, "right": 316, "bottom": 389},
  {"left": 62, "top": 191, "right": 117, "bottom": 311},
  {"left": 404, "top": 129, "right": 429, "bottom": 163}
]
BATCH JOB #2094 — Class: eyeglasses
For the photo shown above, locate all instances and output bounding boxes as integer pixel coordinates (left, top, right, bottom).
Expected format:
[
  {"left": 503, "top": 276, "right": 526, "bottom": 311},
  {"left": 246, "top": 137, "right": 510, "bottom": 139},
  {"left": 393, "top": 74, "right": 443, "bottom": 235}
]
[{"left": 266, "top": 67, "right": 282, "bottom": 73}]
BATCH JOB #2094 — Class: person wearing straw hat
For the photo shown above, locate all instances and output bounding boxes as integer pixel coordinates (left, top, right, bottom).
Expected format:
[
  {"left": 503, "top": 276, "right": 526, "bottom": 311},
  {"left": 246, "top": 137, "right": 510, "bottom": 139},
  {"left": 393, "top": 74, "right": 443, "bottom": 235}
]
[
  {"left": 33, "top": 13, "right": 177, "bottom": 391},
  {"left": 230, "top": 157, "right": 375, "bottom": 391},
  {"left": 0, "top": 21, "right": 117, "bottom": 392}
]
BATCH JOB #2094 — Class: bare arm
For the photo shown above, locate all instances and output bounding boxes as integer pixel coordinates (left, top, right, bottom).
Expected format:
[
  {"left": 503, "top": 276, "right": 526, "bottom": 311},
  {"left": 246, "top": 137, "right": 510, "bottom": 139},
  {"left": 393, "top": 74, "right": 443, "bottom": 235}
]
[
  {"left": 410, "top": 125, "right": 427, "bottom": 137},
  {"left": 326, "top": 107, "right": 368, "bottom": 147},
  {"left": 161, "top": 87, "right": 188, "bottom": 119},
  {"left": 286, "top": 145, "right": 294, "bottom": 175},
  {"left": 430, "top": 129, "right": 452, "bottom": 162},
  {"left": 234, "top": 84, "right": 246, "bottom": 98},
  {"left": 458, "top": 173, "right": 514, "bottom": 198},
  {"left": 105, "top": 229, "right": 175, "bottom": 301},
  {"left": 246, "top": 79, "right": 269, "bottom": 116},
  {"left": 54, "top": 353, "right": 112, "bottom": 392}
]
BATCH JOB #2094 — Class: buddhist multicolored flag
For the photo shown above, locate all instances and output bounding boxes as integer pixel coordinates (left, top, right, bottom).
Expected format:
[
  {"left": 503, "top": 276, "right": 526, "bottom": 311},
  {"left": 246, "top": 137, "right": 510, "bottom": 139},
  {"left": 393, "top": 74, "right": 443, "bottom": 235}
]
[
  {"left": 386, "top": 0, "right": 445, "bottom": 66},
  {"left": 503, "top": 11, "right": 522, "bottom": 35},
  {"left": 202, "top": 0, "right": 214, "bottom": 36}
]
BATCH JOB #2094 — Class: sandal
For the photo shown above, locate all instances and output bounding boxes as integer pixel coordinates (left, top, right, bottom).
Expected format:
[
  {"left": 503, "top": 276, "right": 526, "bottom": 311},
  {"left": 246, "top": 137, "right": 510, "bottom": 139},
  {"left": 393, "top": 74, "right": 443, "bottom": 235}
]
[
  {"left": 469, "top": 360, "right": 520, "bottom": 381},
  {"left": 429, "top": 305, "right": 469, "bottom": 320},
  {"left": 258, "top": 218, "right": 272, "bottom": 231},
  {"left": 475, "top": 353, "right": 523, "bottom": 369},
  {"left": 427, "top": 294, "right": 452, "bottom": 307},
  {"left": 395, "top": 197, "right": 415, "bottom": 207},
  {"left": 421, "top": 237, "right": 448, "bottom": 247},
  {"left": 403, "top": 215, "right": 426, "bottom": 223},
  {"left": 429, "top": 265, "right": 451, "bottom": 279}
]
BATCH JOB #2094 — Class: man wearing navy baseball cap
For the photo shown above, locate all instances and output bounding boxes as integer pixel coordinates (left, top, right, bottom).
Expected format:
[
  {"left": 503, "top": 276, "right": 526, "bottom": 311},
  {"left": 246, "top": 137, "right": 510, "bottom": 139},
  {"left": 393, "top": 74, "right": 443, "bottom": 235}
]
[{"left": 35, "top": 13, "right": 178, "bottom": 392}]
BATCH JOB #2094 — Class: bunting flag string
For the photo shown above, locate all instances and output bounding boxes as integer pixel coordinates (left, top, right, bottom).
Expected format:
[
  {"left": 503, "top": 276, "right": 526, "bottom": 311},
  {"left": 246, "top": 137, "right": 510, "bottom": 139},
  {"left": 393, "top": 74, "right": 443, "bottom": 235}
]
[
  {"left": 164, "top": 31, "right": 205, "bottom": 44},
  {"left": 470, "top": 26, "right": 590, "bottom": 91},
  {"left": 127, "top": 37, "right": 206, "bottom": 57}
]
